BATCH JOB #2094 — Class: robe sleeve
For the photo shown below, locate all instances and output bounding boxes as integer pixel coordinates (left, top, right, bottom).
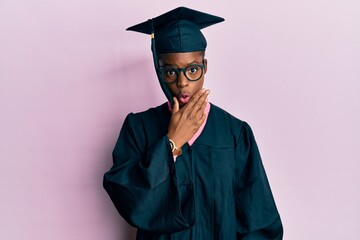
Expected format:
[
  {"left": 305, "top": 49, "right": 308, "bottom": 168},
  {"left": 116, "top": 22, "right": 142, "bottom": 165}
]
[
  {"left": 235, "top": 122, "right": 283, "bottom": 239},
  {"left": 103, "top": 113, "right": 195, "bottom": 233}
]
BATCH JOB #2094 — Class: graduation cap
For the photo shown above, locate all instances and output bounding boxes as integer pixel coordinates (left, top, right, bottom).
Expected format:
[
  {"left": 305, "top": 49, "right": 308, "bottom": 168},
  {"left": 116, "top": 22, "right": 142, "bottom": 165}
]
[{"left": 126, "top": 7, "right": 224, "bottom": 104}]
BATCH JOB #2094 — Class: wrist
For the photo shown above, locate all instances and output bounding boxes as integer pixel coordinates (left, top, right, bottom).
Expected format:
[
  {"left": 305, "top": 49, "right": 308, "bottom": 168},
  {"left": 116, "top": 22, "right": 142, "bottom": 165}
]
[
  {"left": 168, "top": 138, "right": 182, "bottom": 156},
  {"left": 166, "top": 134, "right": 185, "bottom": 149}
]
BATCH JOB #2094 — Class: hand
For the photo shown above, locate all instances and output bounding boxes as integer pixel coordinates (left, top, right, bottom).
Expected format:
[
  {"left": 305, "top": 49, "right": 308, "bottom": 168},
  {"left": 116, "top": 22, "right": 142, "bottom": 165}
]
[{"left": 167, "top": 89, "right": 210, "bottom": 149}]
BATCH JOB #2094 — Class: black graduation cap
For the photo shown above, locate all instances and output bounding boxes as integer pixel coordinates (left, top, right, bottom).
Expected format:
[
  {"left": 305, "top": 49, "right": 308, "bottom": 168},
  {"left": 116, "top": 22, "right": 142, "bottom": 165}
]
[{"left": 126, "top": 7, "right": 224, "bottom": 104}]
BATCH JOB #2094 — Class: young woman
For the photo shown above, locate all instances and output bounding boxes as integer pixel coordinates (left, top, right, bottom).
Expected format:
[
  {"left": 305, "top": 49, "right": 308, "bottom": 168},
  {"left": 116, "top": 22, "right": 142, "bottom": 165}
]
[{"left": 103, "top": 7, "right": 283, "bottom": 240}]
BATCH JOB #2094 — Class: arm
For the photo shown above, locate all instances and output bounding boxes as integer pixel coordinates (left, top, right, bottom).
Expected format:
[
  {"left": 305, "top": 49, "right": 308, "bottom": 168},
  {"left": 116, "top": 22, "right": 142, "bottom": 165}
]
[
  {"left": 103, "top": 89, "right": 209, "bottom": 233},
  {"left": 103, "top": 114, "right": 195, "bottom": 233},
  {"left": 235, "top": 123, "right": 283, "bottom": 239}
]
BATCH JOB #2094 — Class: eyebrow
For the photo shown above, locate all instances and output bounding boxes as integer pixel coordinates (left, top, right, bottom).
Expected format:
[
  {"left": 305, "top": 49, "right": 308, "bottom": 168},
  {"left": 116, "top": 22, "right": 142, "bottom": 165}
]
[{"left": 162, "top": 60, "right": 202, "bottom": 68}]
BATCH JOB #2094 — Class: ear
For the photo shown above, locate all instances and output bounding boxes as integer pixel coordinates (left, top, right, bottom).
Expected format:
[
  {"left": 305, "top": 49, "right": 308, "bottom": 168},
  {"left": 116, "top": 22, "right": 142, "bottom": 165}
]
[{"left": 203, "top": 59, "right": 208, "bottom": 74}]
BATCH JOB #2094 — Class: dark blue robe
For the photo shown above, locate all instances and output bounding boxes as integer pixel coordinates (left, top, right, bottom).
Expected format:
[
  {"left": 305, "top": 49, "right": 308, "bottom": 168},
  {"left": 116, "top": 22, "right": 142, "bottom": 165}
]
[{"left": 103, "top": 103, "right": 283, "bottom": 239}]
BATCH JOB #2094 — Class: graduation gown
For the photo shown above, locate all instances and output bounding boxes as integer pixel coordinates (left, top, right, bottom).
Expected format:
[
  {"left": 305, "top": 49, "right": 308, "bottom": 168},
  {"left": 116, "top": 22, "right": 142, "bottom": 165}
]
[{"left": 103, "top": 103, "right": 283, "bottom": 240}]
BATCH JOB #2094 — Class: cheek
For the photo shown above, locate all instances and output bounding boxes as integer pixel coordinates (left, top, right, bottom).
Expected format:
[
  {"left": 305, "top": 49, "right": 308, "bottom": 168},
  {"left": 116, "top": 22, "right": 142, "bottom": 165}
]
[
  {"left": 167, "top": 84, "right": 178, "bottom": 94},
  {"left": 194, "top": 78, "right": 205, "bottom": 89}
]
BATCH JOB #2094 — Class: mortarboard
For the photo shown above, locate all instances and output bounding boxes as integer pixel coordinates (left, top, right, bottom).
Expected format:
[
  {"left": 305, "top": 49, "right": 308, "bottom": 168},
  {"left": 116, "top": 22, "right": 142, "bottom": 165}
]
[{"left": 126, "top": 7, "right": 224, "bottom": 104}]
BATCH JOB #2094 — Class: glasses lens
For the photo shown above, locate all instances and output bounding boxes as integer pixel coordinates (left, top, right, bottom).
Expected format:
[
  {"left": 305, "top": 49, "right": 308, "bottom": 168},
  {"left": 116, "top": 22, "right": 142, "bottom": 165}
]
[
  {"left": 161, "top": 68, "right": 178, "bottom": 83},
  {"left": 185, "top": 65, "right": 203, "bottom": 81}
]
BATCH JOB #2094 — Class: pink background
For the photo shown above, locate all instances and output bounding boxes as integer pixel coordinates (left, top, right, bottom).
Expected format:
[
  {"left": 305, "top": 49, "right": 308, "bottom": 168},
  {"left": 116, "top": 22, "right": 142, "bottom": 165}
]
[{"left": 1, "top": 1, "right": 359, "bottom": 239}]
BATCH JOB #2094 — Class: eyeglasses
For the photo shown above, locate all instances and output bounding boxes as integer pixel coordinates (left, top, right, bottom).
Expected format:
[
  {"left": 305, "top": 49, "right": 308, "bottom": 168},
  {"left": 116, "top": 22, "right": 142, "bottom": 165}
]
[{"left": 159, "top": 64, "right": 205, "bottom": 83}]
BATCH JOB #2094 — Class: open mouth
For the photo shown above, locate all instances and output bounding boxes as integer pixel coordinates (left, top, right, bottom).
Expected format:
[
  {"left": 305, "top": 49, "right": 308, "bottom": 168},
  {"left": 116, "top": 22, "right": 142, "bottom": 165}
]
[{"left": 179, "top": 93, "right": 191, "bottom": 104}]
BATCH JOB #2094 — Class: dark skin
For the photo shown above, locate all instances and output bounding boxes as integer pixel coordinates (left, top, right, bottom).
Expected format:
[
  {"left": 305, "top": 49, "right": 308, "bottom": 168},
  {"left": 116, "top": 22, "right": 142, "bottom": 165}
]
[{"left": 159, "top": 51, "right": 210, "bottom": 154}]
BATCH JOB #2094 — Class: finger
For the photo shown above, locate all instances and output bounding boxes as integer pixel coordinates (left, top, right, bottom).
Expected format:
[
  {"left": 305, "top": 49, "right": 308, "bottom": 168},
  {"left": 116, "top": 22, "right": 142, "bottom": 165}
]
[
  {"left": 185, "top": 89, "right": 206, "bottom": 110},
  {"left": 187, "top": 96, "right": 208, "bottom": 125},
  {"left": 172, "top": 97, "right": 179, "bottom": 114},
  {"left": 186, "top": 89, "right": 208, "bottom": 112},
  {"left": 196, "top": 89, "right": 210, "bottom": 107},
  {"left": 198, "top": 112, "right": 207, "bottom": 126},
  {"left": 194, "top": 96, "right": 208, "bottom": 121},
  {"left": 191, "top": 89, "right": 210, "bottom": 114}
]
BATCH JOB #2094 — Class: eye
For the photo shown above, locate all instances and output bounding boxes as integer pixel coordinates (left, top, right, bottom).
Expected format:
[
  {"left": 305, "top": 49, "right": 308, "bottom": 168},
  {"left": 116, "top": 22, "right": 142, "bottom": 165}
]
[
  {"left": 187, "top": 66, "right": 199, "bottom": 75},
  {"left": 165, "top": 69, "right": 176, "bottom": 77}
]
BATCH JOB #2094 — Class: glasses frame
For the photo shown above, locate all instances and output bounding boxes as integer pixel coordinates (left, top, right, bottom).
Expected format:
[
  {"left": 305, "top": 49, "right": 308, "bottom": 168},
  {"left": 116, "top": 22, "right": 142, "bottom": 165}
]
[{"left": 158, "top": 63, "right": 205, "bottom": 84}]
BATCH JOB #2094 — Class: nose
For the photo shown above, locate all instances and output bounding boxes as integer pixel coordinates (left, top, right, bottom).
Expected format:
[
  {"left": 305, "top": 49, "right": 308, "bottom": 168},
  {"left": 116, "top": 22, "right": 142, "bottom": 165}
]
[{"left": 176, "top": 71, "right": 189, "bottom": 88}]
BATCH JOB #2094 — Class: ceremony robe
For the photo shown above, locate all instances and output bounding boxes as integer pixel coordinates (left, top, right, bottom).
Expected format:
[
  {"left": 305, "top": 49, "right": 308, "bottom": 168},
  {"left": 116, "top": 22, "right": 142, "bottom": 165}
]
[{"left": 103, "top": 103, "right": 283, "bottom": 240}]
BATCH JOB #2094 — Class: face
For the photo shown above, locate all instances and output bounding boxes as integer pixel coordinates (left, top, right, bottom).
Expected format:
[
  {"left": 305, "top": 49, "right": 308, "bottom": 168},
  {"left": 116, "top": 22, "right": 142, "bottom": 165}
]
[{"left": 159, "top": 51, "right": 207, "bottom": 108}]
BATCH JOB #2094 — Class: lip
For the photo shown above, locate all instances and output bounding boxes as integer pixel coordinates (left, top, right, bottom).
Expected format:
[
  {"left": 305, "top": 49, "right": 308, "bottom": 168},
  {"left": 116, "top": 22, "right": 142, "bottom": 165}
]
[{"left": 178, "top": 93, "right": 191, "bottom": 104}]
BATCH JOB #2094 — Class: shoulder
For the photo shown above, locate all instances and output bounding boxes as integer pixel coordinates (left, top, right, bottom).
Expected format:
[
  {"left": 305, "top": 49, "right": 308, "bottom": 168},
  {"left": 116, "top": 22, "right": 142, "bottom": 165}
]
[
  {"left": 209, "top": 103, "right": 247, "bottom": 128},
  {"left": 125, "top": 103, "right": 169, "bottom": 128},
  {"left": 209, "top": 103, "right": 254, "bottom": 143}
]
